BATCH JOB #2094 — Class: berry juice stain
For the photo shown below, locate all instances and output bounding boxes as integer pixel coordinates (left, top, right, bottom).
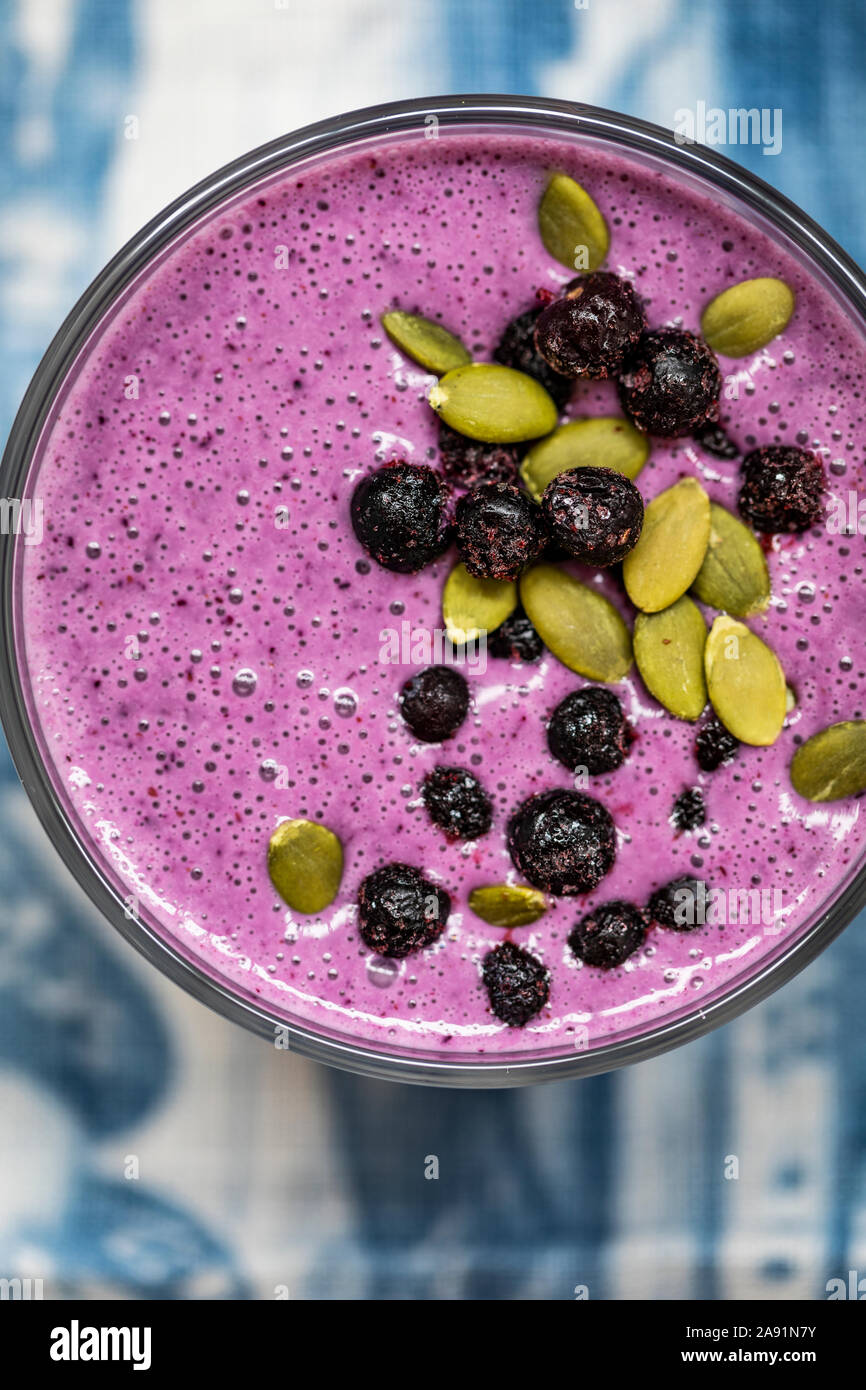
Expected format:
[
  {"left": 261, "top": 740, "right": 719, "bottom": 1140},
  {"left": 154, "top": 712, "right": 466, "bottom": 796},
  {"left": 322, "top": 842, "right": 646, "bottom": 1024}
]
[{"left": 19, "top": 131, "right": 866, "bottom": 1055}]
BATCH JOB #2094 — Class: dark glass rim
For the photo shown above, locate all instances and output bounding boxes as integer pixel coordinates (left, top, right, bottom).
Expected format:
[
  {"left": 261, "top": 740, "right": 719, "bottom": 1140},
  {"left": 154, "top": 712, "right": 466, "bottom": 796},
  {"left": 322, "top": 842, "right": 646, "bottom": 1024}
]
[{"left": 2, "top": 94, "right": 865, "bottom": 1087}]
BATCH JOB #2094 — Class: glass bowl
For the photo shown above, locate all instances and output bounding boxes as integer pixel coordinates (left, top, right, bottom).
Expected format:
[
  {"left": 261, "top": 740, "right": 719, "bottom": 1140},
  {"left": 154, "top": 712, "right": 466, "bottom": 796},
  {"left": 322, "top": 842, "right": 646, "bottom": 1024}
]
[{"left": 2, "top": 95, "right": 865, "bottom": 1086}]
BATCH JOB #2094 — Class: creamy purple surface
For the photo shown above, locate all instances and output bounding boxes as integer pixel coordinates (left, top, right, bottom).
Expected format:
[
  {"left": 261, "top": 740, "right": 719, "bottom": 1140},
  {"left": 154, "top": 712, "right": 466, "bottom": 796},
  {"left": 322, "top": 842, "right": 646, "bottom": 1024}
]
[{"left": 19, "top": 130, "right": 866, "bottom": 1058}]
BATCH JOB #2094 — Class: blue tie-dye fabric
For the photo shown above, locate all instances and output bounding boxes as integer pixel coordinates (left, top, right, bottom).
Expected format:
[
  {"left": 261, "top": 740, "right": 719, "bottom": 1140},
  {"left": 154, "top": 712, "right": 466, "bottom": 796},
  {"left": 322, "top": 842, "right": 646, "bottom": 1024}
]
[{"left": 1, "top": 0, "right": 864, "bottom": 1301}]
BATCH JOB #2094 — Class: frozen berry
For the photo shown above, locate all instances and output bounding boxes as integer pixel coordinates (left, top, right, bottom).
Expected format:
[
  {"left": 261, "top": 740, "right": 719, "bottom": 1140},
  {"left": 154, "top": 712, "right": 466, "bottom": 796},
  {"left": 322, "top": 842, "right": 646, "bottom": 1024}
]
[
  {"left": 695, "top": 716, "right": 739, "bottom": 771},
  {"left": 534, "top": 272, "right": 646, "bottom": 378},
  {"left": 494, "top": 305, "right": 573, "bottom": 410},
  {"left": 351, "top": 461, "right": 452, "bottom": 573},
  {"left": 618, "top": 329, "right": 722, "bottom": 436},
  {"left": 547, "top": 686, "right": 630, "bottom": 774},
  {"left": 421, "top": 765, "right": 492, "bottom": 840},
  {"left": 507, "top": 789, "right": 616, "bottom": 896},
  {"left": 357, "top": 862, "right": 450, "bottom": 958},
  {"left": 482, "top": 940, "right": 550, "bottom": 1027},
  {"left": 694, "top": 420, "right": 739, "bottom": 459},
  {"left": 438, "top": 422, "right": 520, "bottom": 489},
  {"left": 455, "top": 482, "right": 548, "bottom": 580},
  {"left": 648, "top": 876, "right": 708, "bottom": 931},
  {"left": 488, "top": 606, "right": 545, "bottom": 663},
  {"left": 399, "top": 666, "right": 469, "bottom": 742},
  {"left": 568, "top": 900, "right": 647, "bottom": 969},
  {"left": 541, "top": 465, "right": 644, "bottom": 565},
  {"left": 737, "top": 445, "right": 825, "bottom": 533},
  {"left": 671, "top": 787, "right": 706, "bottom": 832}
]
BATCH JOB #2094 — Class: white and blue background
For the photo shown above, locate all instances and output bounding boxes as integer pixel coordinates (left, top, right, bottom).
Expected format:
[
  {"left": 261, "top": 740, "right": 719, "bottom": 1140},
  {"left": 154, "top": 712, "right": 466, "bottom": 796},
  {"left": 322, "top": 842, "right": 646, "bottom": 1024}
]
[{"left": 1, "top": 0, "right": 865, "bottom": 1300}]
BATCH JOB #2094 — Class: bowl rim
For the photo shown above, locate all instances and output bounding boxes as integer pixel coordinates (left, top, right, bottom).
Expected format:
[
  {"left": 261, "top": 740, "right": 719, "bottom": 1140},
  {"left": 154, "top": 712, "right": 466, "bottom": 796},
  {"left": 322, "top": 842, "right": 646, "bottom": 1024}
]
[{"left": 3, "top": 93, "right": 866, "bottom": 1087}]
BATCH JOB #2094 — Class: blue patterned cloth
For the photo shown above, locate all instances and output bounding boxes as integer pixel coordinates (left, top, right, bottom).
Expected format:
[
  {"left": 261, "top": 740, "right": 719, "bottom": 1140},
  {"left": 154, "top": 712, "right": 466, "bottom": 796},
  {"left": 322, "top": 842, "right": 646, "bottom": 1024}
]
[{"left": 1, "top": 0, "right": 865, "bottom": 1301}]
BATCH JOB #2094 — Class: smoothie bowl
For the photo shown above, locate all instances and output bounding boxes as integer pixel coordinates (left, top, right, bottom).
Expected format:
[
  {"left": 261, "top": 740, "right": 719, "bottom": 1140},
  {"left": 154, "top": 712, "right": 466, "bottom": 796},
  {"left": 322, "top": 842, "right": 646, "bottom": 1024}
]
[{"left": 2, "top": 97, "right": 866, "bottom": 1086}]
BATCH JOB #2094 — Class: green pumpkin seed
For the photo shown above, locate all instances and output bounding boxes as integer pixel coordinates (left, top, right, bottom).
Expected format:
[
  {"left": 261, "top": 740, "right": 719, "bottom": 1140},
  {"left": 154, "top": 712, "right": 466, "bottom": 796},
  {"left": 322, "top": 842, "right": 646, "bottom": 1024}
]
[
  {"left": 701, "top": 277, "right": 795, "bottom": 358},
  {"left": 469, "top": 884, "right": 547, "bottom": 928},
  {"left": 519, "top": 563, "right": 632, "bottom": 682},
  {"left": 622, "top": 477, "right": 710, "bottom": 613},
  {"left": 692, "top": 502, "right": 770, "bottom": 617},
  {"left": 268, "top": 818, "right": 343, "bottom": 915},
  {"left": 428, "top": 363, "right": 559, "bottom": 443},
  {"left": 633, "top": 596, "right": 708, "bottom": 721},
  {"left": 442, "top": 562, "right": 517, "bottom": 645},
  {"left": 790, "top": 720, "right": 866, "bottom": 802},
  {"left": 704, "top": 615, "right": 786, "bottom": 746},
  {"left": 381, "top": 310, "right": 471, "bottom": 374},
  {"left": 520, "top": 416, "right": 649, "bottom": 501},
  {"left": 538, "top": 173, "right": 609, "bottom": 272}
]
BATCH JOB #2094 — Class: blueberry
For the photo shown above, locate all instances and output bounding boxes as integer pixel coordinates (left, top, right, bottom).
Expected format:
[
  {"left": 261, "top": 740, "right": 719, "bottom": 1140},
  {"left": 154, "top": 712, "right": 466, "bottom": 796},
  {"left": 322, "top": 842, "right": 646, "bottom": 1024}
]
[
  {"left": 351, "top": 461, "right": 452, "bottom": 572},
  {"left": 694, "top": 420, "right": 739, "bottom": 459},
  {"left": 455, "top": 482, "right": 548, "bottom": 581},
  {"left": 507, "top": 789, "right": 616, "bottom": 896},
  {"left": 568, "top": 900, "right": 647, "bottom": 969},
  {"left": 482, "top": 940, "right": 550, "bottom": 1027},
  {"left": 618, "top": 329, "right": 722, "bottom": 437},
  {"left": 399, "top": 665, "right": 469, "bottom": 742},
  {"left": 671, "top": 787, "right": 706, "bottom": 832},
  {"left": 488, "top": 606, "right": 545, "bottom": 663},
  {"left": 737, "top": 445, "right": 825, "bottom": 533},
  {"left": 534, "top": 272, "right": 646, "bottom": 378},
  {"left": 494, "top": 304, "right": 574, "bottom": 410},
  {"left": 648, "top": 876, "right": 709, "bottom": 931},
  {"left": 695, "top": 716, "right": 739, "bottom": 771},
  {"left": 438, "top": 422, "right": 520, "bottom": 489},
  {"left": 547, "top": 686, "right": 630, "bottom": 774},
  {"left": 541, "top": 465, "right": 644, "bottom": 565},
  {"left": 421, "top": 765, "right": 493, "bottom": 840},
  {"left": 357, "top": 862, "right": 450, "bottom": 958}
]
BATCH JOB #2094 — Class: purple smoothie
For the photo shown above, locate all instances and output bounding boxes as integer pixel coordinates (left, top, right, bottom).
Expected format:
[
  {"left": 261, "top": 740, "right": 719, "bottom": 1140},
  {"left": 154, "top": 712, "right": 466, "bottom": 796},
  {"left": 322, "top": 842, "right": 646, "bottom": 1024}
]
[{"left": 18, "top": 130, "right": 866, "bottom": 1059}]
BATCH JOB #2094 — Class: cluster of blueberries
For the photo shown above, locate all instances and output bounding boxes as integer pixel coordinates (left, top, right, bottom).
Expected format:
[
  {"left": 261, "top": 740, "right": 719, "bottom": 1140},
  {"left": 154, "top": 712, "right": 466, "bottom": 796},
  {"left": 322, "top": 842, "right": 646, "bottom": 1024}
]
[{"left": 347, "top": 272, "right": 826, "bottom": 1026}]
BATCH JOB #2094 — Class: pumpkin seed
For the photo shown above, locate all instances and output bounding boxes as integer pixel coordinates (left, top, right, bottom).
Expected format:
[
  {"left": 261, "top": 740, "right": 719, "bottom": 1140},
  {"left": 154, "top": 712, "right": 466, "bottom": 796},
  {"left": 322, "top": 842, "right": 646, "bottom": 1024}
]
[
  {"left": 704, "top": 615, "right": 786, "bottom": 746},
  {"left": 692, "top": 502, "right": 770, "bottom": 616},
  {"left": 381, "top": 310, "right": 471, "bottom": 374},
  {"left": 469, "top": 883, "right": 547, "bottom": 928},
  {"left": 519, "top": 563, "right": 632, "bottom": 682},
  {"left": 442, "top": 562, "right": 517, "bottom": 645},
  {"left": 701, "top": 277, "right": 795, "bottom": 358},
  {"left": 790, "top": 720, "right": 866, "bottom": 802},
  {"left": 428, "top": 363, "right": 559, "bottom": 443},
  {"left": 633, "top": 596, "right": 708, "bottom": 721},
  {"left": 520, "top": 416, "right": 649, "bottom": 501},
  {"left": 538, "top": 173, "right": 609, "bottom": 272},
  {"left": 622, "top": 477, "right": 710, "bottom": 613},
  {"left": 268, "top": 818, "right": 343, "bottom": 914}
]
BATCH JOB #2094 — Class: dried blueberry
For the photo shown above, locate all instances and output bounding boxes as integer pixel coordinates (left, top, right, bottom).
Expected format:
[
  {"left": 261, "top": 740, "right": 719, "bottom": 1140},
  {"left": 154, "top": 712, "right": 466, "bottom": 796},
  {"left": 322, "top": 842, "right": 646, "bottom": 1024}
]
[
  {"left": 482, "top": 940, "right": 550, "bottom": 1027},
  {"left": 507, "top": 789, "right": 616, "bottom": 896},
  {"left": 357, "top": 862, "right": 450, "bottom": 958},
  {"left": 399, "top": 666, "right": 469, "bottom": 743},
  {"left": 421, "top": 765, "right": 493, "bottom": 840},
  {"left": 568, "top": 900, "right": 647, "bottom": 969},
  {"left": 694, "top": 420, "right": 739, "bottom": 459},
  {"left": 534, "top": 272, "right": 646, "bottom": 378},
  {"left": 695, "top": 716, "right": 739, "bottom": 771},
  {"left": 618, "top": 329, "right": 722, "bottom": 437},
  {"left": 438, "top": 422, "right": 520, "bottom": 489},
  {"left": 648, "top": 876, "right": 709, "bottom": 931},
  {"left": 737, "top": 445, "right": 825, "bottom": 533},
  {"left": 547, "top": 686, "right": 630, "bottom": 775},
  {"left": 455, "top": 482, "right": 548, "bottom": 581},
  {"left": 494, "top": 305, "right": 574, "bottom": 410},
  {"left": 541, "top": 465, "right": 644, "bottom": 565},
  {"left": 488, "top": 606, "right": 545, "bottom": 663},
  {"left": 351, "top": 461, "right": 452, "bottom": 573},
  {"left": 670, "top": 787, "right": 706, "bottom": 832}
]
